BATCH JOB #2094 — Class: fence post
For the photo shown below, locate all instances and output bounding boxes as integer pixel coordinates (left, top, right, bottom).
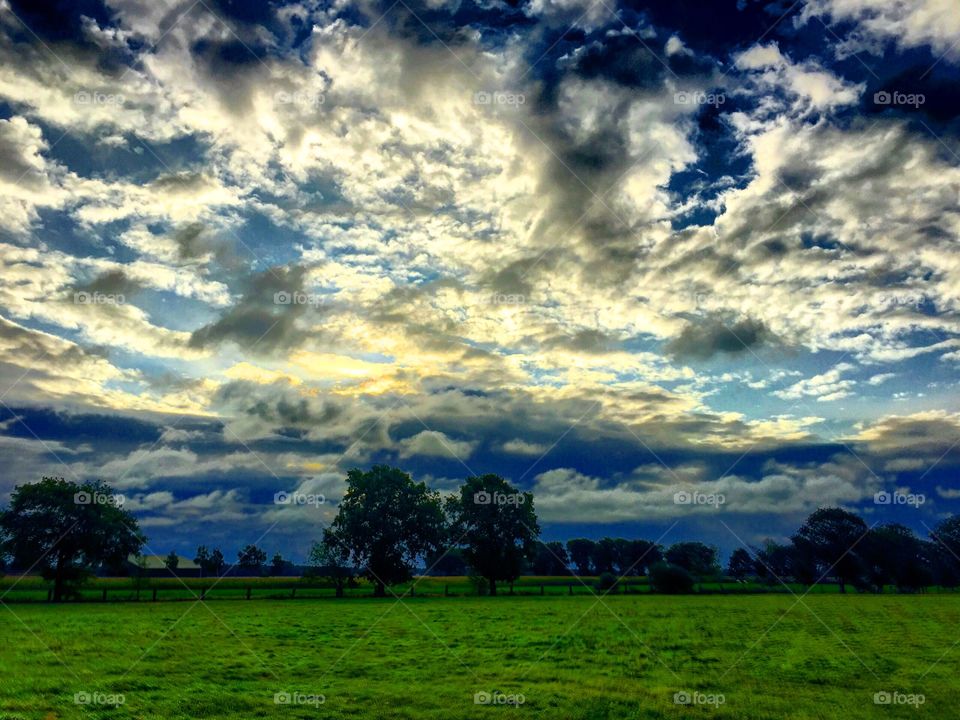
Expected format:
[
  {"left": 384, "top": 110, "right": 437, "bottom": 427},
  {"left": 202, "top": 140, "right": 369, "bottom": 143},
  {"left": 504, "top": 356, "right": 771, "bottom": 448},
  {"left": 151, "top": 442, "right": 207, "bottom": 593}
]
[
  {"left": 47, "top": 589, "right": 53, "bottom": 602},
  {"left": 102, "top": 588, "right": 108, "bottom": 602},
  {"left": 152, "top": 588, "right": 157, "bottom": 602},
  {"left": 540, "top": 584, "right": 544, "bottom": 596},
  {"left": 246, "top": 587, "right": 251, "bottom": 600},
  {"left": 410, "top": 585, "right": 415, "bottom": 597},
  {"left": 444, "top": 584, "right": 449, "bottom": 597},
  {"left": 291, "top": 587, "right": 296, "bottom": 598},
  {"left": 569, "top": 584, "right": 573, "bottom": 596},
  {"left": 201, "top": 588, "right": 206, "bottom": 600}
]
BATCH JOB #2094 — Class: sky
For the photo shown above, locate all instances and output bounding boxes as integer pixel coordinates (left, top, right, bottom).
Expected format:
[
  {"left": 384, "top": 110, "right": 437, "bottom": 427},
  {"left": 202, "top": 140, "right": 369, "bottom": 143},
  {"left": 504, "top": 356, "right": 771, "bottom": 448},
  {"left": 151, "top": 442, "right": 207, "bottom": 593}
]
[{"left": 0, "top": 0, "right": 958, "bottom": 562}]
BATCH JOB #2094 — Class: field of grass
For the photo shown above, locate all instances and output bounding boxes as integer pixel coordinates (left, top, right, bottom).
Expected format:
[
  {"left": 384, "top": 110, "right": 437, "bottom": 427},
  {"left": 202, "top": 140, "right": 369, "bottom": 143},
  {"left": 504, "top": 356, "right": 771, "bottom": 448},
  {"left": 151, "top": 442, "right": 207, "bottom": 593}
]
[{"left": 0, "top": 594, "right": 955, "bottom": 719}]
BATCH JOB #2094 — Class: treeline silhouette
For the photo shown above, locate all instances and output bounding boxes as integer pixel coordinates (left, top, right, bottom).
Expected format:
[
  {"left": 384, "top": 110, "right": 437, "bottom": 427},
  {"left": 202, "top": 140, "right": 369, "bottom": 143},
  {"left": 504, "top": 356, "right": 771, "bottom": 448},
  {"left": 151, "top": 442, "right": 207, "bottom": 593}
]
[{"left": 2, "top": 470, "right": 958, "bottom": 601}]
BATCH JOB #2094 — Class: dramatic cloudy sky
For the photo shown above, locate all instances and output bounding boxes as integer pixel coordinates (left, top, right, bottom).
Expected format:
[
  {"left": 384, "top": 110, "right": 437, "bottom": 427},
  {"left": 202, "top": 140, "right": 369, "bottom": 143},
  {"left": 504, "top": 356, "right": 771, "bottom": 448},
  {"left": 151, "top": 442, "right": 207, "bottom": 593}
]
[{"left": 0, "top": 0, "right": 958, "bottom": 561}]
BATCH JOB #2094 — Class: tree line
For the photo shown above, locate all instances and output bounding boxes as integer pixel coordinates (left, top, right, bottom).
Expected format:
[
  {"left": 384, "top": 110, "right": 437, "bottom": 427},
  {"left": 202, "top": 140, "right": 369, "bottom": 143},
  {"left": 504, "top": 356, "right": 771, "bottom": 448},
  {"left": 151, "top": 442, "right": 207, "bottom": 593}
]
[{"left": 2, "top": 470, "right": 960, "bottom": 601}]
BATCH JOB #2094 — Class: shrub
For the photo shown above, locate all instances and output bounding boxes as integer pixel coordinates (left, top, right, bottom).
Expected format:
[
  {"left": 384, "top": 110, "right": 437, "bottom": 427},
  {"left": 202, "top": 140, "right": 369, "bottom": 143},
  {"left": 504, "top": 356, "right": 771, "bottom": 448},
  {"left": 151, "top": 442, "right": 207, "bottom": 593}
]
[
  {"left": 649, "top": 562, "right": 694, "bottom": 594},
  {"left": 596, "top": 572, "right": 619, "bottom": 592}
]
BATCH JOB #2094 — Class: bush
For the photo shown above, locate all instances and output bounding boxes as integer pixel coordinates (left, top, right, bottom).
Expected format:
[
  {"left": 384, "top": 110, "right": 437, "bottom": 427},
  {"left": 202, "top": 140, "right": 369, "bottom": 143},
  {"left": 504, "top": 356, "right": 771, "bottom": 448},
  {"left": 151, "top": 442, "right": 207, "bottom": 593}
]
[
  {"left": 649, "top": 562, "right": 694, "bottom": 594},
  {"left": 596, "top": 572, "right": 618, "bottom": 592}
]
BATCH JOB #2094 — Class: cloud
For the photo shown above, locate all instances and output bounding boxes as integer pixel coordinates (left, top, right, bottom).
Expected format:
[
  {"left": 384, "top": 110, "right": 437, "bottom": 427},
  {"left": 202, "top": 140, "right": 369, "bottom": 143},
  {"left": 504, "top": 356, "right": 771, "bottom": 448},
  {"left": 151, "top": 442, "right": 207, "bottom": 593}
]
[{"left": 397, "top": 430, "right": 478, "bottom": 460}]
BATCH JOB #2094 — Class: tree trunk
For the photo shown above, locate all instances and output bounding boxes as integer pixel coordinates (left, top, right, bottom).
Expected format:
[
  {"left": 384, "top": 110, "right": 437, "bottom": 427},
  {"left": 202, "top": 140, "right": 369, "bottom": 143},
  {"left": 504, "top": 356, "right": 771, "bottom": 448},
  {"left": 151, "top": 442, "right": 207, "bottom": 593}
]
[
  {"left": 335, "top": 581, "right": 344, "bottom": 598},
  {"left": 374, "top": 580, "right": 386, "bottom": 597},
  {"left": 489, "top": 578, "right": 497, "bottom": 596},
  {"left": 838, "top": 578, "right": 846, "bottom": 594},
  {"left": 52, "top": 553, "right": 65, "bottom": 603}
]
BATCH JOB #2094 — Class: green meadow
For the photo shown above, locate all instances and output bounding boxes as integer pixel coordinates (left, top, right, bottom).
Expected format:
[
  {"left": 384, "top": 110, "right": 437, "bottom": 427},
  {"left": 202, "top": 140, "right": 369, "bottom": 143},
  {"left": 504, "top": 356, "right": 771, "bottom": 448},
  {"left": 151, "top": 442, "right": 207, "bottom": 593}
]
[{"left": 0, "top": 594, "right": 955, "bottom": 719}]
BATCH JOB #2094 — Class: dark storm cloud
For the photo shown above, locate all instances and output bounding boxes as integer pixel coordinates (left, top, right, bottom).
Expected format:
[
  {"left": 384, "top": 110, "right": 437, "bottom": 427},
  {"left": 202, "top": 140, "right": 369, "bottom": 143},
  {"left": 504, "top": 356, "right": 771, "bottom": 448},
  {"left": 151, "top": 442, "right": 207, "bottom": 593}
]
[
  {"left": 666, "top": 317, "right": 773, "bottom": 360},
  {"left": 0, "top": 405, "right": 161, "bottom": 446},
  {"left": 188, "top": 265, "right": 319, "bottom": 352}
]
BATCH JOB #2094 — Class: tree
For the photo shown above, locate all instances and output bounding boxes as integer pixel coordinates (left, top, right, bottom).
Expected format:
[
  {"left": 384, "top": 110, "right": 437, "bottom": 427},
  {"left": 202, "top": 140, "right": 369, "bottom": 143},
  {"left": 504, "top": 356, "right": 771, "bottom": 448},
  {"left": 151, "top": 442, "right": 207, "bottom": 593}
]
[
  {"left": 592, "top": 538, "right": 618, "bottom": 574},
  {"left": 270, "top": 552, "right": 287, "bottom": 576},
  {"left": 531, "top": 541, "right": 570, "bottom": 575},
  {"left": 208, "top": 548, "right": 225, "bottom": 577},
  {"left": 753, "top": 541, "right": 795, "bottom": 585},
  {"left": 237, "top": 544, "right": 267, "bottom": 574},
  {"left": 446, "top": 474, "right": 539, "bottom": 596},
  {"left": 566, "top": 538, "right": 596, "bottom": 576},
  {"left": 861, "top": 524, "right": 932, "bottom": 593},
  {"left": 792, "top": 507, "right": 868, "bottom": 593},
  {"left": 424, "top": 547, "right": 469, "bottom": 576},
  {"left": 727, "top": 548, "right": 755, "bottom": 581},
  {"left": 307, "top": 530, "right": 354, "bottom": 597},
  {"left": 665, "top": 542, "right": 720, "bottom": 577},
  {"left": 194, "top": 545, "right": 210, "bottom": 578},
  {"left": 0, "top": 477, "right": 145, "bottom": 602},
  {"left": 326, "top": 466, "right": 445, "bottom": 597},
  {"left": 649, "top": 562, "right": 694, "bottom": 594},
  {"left": 164, "top": 551, "right": 179, "bottom": 571},
  {"left": 622, "top": 539, "right": 663, "bottom": 576},
  {"left": 929, "top": 516, "right": 960, "bottom": 588}
]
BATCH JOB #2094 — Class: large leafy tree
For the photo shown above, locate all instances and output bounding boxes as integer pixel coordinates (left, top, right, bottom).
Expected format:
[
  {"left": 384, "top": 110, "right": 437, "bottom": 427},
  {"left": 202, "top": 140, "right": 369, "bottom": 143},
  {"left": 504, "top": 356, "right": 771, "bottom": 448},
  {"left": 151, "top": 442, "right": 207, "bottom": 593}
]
[
  {"left": 237, "top": 544, "right": 267, "bottom": 573},
  {"left": 792, "top": 507, "right": 868, "bottom": 593},
  {"left": 327, "top": 466, "right": 445, "bottom": 596},
  {"left": 665, "top": 542, "right": 720, "bottom": 577},
  {"left": 0, "top": 477, "right": 145, "bottom": 601},
  {"left": 446, "top": 474, "right": 539, "bottom": 596},
  {"left": 566, "top": 538, "right": 596, "bottom": 576},
  {"left": 531, "top": 541, "right": 569, "bottom": 575}
]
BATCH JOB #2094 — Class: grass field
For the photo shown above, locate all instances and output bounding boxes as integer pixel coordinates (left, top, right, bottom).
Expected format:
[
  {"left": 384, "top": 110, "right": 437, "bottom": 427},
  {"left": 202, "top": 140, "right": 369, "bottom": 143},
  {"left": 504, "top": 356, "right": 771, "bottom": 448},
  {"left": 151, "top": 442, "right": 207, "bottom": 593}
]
[{"left": 0, "top": 594, "right": 955, "bottom": 719}]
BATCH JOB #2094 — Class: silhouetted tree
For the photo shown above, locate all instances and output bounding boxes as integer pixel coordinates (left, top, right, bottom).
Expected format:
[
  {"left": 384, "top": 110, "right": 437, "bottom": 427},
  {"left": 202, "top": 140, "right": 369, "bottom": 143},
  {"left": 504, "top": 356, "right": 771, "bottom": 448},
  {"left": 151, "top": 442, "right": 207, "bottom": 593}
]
[
  {"left": 665, "top": 542, "right": 720, "bottom": 576},
  {"left": 621, "top": 539, "right": 663, "bottom": 576},
  {"left": 566, "top": 538, "right": 595, "bottom": 575},
  {"left": 531, "top": 541, "right": 569, "bottom": 575},
  {"left": 237, "top": 544, "right": 267, "bottom": 574},
  {"left": 270, "top": 552, "right": 287, "bottom": 576},
  {"left": 649, "top": 562, "right": 694, "bottom": 594},
  {"left": 164, "top": 551, "right": 179, "bottom": 571},
  {"left": 593, "top": 538, "right": 618, "bottom": 574},
  {"left": 929, "top": 516, "right": 960, "bottom": 588},
  {"left": 727, "top": 548, "right": 755, "bottom": 581},
  {"left": 446, "top": 474, "right": 539, "bottom": 596},
  {"left": 860, "top": 524, "right": 931, "bottom": 593},
  {"left": 307, "top": 531, "right": 354, "bottom": 597},
  {"left": 326, "top": 466, "right": 445, "bottom": 597},
  {"left": 792, "top": 508, "right": 868, "bottom": 593},
  {"left": 0, "top": 477, "right": 144, "bottom": 602}
]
